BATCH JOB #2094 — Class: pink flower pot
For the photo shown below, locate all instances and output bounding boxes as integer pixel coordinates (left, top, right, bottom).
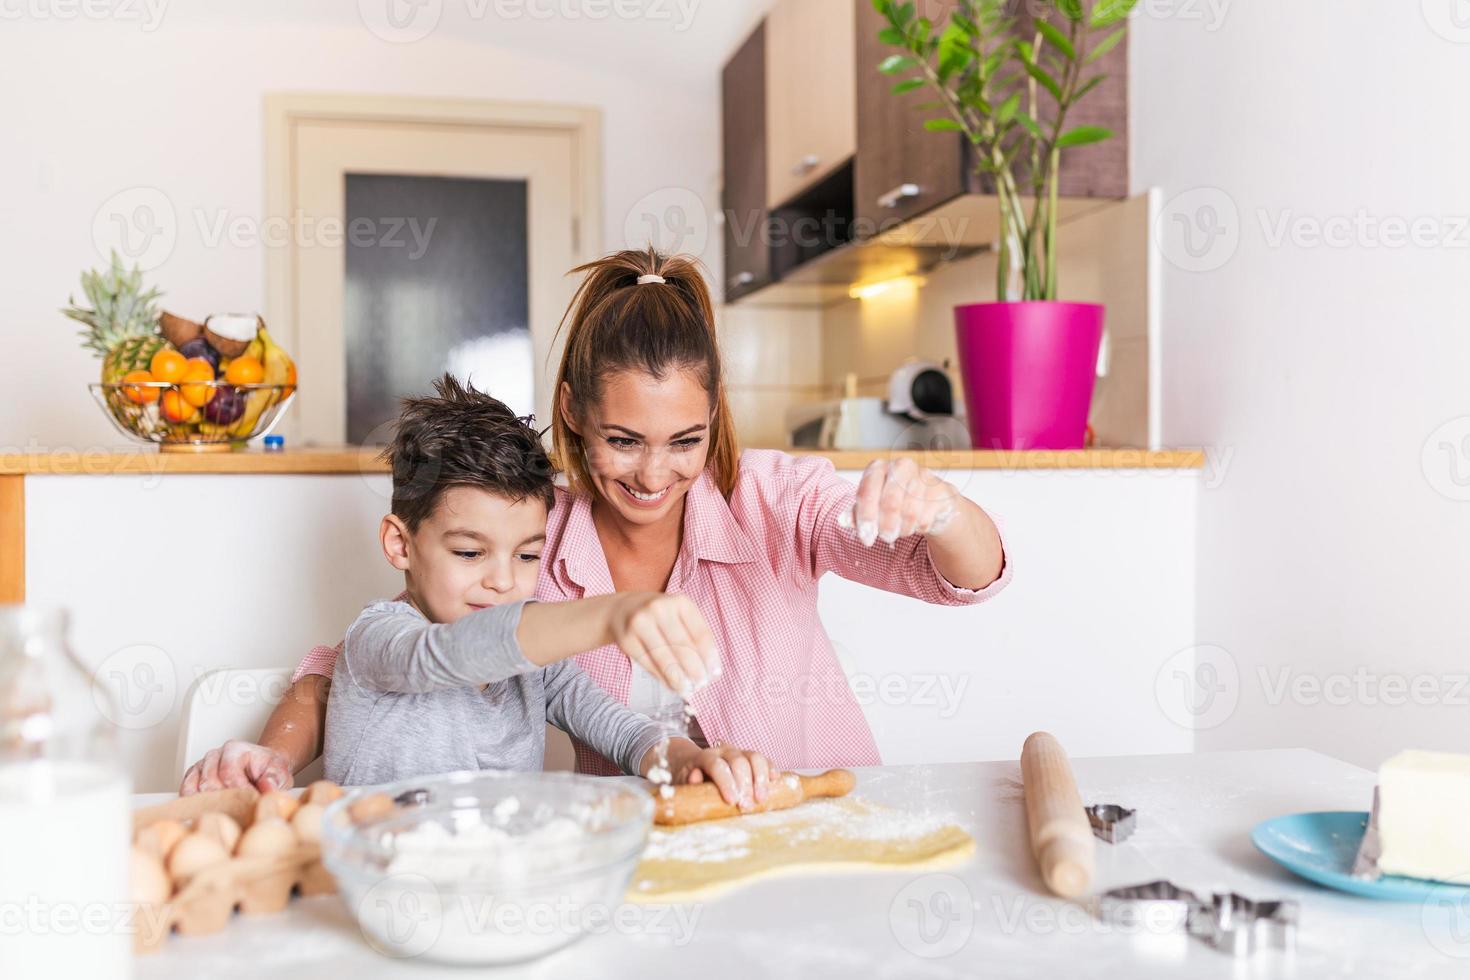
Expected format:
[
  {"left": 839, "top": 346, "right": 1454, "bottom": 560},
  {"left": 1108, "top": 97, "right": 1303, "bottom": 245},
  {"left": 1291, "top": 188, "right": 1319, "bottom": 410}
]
[{"left": 953, "top": 301, "right": 1105, "bottom": 450}]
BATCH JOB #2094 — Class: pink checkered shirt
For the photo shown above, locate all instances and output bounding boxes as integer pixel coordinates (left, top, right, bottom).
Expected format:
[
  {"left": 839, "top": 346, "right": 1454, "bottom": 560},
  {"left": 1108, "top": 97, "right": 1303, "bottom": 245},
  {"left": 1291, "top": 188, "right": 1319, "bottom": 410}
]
[{"left": 292, "top": 449, "right": 1011, "bottom": 774}]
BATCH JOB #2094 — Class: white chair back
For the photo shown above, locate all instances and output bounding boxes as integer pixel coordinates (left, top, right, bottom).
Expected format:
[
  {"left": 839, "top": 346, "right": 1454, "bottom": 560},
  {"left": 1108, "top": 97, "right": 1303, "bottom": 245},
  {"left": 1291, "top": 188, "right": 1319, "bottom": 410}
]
[{"left": 175, "top": 668, "right": 322, "bottom": 787}]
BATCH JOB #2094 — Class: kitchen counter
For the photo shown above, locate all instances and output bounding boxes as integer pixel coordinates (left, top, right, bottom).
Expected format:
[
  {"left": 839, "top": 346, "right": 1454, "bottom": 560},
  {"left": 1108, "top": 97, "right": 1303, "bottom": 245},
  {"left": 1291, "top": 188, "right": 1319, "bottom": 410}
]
[
  {"left": 0, "top": 446, "right": 1204, "bottom": 475},
  {"left": 129, "top": 750, "right": 1460, "bottom": 978}
]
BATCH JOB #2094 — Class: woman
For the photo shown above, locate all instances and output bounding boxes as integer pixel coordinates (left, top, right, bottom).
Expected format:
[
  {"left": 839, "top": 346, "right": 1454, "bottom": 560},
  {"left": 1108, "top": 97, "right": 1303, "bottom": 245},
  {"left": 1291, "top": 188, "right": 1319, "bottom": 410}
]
[{"left": 182, "top": 248, "right": 1009, "bottom": 793}]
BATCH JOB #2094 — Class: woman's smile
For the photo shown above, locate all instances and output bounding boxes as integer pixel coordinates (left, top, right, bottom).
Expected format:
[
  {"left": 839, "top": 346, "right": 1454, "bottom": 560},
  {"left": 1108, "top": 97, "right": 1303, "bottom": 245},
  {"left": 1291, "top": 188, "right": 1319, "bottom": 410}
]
[{"left": 618, "top": 480, "right": 671, "bottom": 505}]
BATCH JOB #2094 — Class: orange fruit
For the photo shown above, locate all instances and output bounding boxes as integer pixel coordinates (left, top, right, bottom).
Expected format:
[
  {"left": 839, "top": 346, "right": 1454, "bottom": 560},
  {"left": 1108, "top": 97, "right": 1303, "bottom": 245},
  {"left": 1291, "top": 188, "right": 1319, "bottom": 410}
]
[
  {"left": 283, "top": 361, "right": 297, "bottom": 398},
  {"left": 224, "top": 355, "right": 265, "bottom": 386},
  {"left": 179, "top": 358, "right": 218, "bottom": 408},
  {"left": 121, "top": 370, "right": 159, "bottom": 404},
  {"left": 160, "top": 388, "right": 199, "bottom": 423},
  {"left": 149, "top": 348, "right": 188, "bottom": 384}
]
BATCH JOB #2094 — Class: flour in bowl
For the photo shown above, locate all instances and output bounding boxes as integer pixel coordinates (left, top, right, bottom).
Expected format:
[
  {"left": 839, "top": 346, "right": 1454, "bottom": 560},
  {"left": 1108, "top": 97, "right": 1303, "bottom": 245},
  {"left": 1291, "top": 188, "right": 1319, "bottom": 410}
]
[
  {"left": 384, "top": 815, "right": 590, "bottom": 882},
  {"left": 352, "top": 804, "right": 643, "bottom": 965}
]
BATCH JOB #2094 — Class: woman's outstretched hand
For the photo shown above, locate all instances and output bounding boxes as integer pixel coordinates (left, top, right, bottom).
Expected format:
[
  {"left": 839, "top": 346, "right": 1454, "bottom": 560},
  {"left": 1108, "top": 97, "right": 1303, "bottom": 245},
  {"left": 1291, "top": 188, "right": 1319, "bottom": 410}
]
[
  {"left": 840, "top": 456, "right": 1005, "bottom": 590},
  {"left": 843, "top": 457, "right": 961, "bottom": 545}
]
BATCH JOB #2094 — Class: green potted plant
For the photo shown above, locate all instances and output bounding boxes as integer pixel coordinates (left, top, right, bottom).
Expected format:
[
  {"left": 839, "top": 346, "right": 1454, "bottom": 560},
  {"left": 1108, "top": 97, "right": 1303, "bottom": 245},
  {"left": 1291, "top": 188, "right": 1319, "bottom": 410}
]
[{"left": 873, "top": 0, "right": 1136, "bottom": 449}]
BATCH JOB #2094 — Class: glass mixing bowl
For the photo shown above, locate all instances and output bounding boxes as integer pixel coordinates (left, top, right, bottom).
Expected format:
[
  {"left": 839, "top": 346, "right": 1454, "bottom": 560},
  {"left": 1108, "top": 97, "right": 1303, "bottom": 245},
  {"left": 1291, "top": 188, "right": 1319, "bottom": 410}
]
[{"left": 321, "top": 770, "right": 654, "bottom": 965}]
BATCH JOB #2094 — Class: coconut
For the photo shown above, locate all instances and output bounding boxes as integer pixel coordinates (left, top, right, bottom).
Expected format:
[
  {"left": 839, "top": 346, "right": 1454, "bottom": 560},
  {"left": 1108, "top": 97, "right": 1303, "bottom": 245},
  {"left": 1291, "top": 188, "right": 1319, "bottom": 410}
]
[
  {"left": 159, "top": 311, "right": 204, "bottom": 349},
  {"left": 203, "top": 313, "right": 261, "bottom": 358}
]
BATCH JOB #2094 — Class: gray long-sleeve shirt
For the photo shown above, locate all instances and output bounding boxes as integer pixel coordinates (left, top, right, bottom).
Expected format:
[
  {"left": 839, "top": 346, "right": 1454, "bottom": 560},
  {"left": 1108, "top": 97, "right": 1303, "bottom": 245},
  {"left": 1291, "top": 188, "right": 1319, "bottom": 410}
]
[{"left": 323, "top": 598, "right": 667, "bottom": 786}]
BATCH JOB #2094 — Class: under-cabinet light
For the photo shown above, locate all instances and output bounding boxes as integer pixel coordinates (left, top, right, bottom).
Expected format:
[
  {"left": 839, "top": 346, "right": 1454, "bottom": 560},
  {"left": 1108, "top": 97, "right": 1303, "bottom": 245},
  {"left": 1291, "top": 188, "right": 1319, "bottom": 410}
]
[{"left": 848, "top": 274, "right": 926, "bottom": 301}]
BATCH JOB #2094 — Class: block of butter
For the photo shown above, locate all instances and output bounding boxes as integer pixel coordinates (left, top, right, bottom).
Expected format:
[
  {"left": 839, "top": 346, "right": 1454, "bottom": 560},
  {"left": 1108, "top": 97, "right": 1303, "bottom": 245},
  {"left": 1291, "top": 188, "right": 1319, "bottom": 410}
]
[{"left": 1378, "top": 750, "right": 1470, "bottom": 882}]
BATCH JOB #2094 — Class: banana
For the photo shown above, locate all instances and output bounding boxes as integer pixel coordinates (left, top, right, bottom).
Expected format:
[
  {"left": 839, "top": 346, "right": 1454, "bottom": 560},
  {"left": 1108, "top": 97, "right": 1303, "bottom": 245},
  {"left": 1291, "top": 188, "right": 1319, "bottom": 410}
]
[
  {"left": 258, "top": 326, "right": 292, "bottom": 385},
  {"left": 231, "top": 326, "right": 295, "bottom": 437}
]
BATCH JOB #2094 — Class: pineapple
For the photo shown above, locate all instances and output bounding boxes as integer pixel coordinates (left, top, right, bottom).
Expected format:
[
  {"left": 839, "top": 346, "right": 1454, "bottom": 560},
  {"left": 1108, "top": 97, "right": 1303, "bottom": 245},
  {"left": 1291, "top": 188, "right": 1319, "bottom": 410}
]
[
  {"left": 62, "top": 251, "right": 165, "bottom": 383},
  {"left": 101, "top": 333, "right": 167, "bottom": 383}
]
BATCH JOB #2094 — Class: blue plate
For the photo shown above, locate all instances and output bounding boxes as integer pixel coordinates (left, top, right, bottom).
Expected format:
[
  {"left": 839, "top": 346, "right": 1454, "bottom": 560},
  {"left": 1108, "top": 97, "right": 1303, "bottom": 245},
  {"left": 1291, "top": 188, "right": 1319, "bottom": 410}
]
[{"left": 1251, "top": 811, "right": 1470, "bottom": 902}]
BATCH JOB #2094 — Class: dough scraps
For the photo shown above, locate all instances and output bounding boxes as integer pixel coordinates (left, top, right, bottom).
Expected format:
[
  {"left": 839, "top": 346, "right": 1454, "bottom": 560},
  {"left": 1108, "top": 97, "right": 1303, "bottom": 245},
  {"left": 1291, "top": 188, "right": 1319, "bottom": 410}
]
[{"left": 626, "top": 796, "right": 975, "bottom": 903}]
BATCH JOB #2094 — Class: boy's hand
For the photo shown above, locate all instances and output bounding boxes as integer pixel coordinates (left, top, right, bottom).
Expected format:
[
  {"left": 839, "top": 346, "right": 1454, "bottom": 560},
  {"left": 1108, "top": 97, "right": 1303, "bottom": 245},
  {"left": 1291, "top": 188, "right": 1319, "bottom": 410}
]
[
  {"left": 608, "top": 593, "right": 720, "bottom": 695},
  {"left": 179, "top": 739, "right": 293, "bottom": 796},
  {"left": 644, "top": 738, "right": 771, "bottom": 809}
]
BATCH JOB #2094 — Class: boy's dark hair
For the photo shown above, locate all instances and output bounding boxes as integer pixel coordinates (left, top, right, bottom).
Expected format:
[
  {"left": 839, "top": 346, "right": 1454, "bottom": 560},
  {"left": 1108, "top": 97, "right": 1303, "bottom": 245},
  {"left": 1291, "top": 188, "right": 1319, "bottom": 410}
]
[{"left": 385, "top": 373, "right": 555, "bottom": 531}]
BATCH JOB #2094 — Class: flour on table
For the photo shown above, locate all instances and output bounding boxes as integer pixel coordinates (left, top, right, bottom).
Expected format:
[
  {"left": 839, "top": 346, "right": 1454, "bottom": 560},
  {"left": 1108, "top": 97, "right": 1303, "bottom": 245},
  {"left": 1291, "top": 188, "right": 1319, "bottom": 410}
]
[
  {"left": 643, "top": 821, "right": 752, "bottom": 863},
  {"left": 630, "top": 795, "right": 974, "bottom": 903}
]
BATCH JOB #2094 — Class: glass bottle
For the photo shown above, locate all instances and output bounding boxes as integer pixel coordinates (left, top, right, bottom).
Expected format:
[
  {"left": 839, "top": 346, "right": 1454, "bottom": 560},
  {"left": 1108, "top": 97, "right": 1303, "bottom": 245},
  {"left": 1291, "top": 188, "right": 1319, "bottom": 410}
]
[{"left": 0, "top": 605, "right": 132, "bottom": 979}]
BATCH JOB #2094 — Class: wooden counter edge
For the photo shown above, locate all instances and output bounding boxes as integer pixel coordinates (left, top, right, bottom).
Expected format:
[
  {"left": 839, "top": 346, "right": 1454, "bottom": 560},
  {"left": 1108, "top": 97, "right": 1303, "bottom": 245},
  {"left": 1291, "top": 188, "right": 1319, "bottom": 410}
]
[
  {"left": 794, "top": 448, "right": 1206, "bottom": 470},
  {"left": 0, "top": 475, "right": 22, "bottom": 602},
  {"left": 0, "top": 447, "right": 392, "bottom": 476},
  {"left": 1, "top": 447, "right": 1205, "bottom": 476}
]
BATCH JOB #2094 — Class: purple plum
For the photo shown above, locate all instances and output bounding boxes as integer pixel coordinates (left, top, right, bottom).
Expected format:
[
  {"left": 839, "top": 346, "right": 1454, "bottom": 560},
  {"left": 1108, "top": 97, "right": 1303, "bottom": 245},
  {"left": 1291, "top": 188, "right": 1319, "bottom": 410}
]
[
  {"left": 203, "top": 385, "right": 247, "bottom": 425},
  {"left": 179, "top": 338, "right": 220, "bottom": 372}
]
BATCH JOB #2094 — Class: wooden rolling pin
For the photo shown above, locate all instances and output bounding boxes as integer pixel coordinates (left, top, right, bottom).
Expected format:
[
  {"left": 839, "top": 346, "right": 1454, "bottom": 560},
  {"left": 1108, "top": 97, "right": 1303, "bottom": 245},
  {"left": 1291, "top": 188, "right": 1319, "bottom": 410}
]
[
  {"left": 653, "top": 769, "right": 856, "bottom": 825},
  {"left": 1020, "top": 732, "right": 1095, "bottom": 898}
]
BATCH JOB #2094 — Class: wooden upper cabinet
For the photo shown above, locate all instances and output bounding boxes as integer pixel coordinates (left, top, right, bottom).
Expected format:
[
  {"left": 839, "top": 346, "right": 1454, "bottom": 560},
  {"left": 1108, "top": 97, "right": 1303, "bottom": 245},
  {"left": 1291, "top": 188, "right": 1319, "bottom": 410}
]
[
  {"left": 854, "top": 0, "right": 968, "bottom": 228},
  {"left": 765, "top": 0, "right": 857, "bottom": 209},
  {"left": 721, "top": 23, "right": 771, "bottom": 302},
  {"left": 853, "top": 1, "right": 1129, "bottom": 229}
]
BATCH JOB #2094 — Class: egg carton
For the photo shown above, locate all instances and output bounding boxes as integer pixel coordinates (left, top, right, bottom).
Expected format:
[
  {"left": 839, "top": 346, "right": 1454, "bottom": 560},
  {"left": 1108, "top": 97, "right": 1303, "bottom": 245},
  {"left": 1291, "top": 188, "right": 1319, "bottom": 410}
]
[{"left": 130, "top": 781, "right": 343, "bottom": 954}]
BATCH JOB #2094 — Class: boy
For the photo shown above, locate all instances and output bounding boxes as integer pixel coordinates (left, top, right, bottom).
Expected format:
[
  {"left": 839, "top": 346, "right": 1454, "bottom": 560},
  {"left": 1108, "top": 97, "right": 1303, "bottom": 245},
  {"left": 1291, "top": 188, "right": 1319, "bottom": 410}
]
[{"left": 320, "top": 374, "right": 769, "bottom": 800}]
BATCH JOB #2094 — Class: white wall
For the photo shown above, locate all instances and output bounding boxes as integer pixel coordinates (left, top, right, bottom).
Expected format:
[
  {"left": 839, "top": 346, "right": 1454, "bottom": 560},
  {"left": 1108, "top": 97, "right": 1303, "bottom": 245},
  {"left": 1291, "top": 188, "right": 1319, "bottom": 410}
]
[
  {"left": 0, "top": 5, "right": 773, "bottom": 451},
  {"left": 1132, "top": 3, "right": 1470, "bottom": 768}
]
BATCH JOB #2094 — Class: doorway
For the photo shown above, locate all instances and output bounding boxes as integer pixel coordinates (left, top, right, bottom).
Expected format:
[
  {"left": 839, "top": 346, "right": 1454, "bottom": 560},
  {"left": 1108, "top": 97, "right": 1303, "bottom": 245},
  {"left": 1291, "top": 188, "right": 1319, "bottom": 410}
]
[{"left": 264, "top": 93, "right": 602, "bottom": 445}]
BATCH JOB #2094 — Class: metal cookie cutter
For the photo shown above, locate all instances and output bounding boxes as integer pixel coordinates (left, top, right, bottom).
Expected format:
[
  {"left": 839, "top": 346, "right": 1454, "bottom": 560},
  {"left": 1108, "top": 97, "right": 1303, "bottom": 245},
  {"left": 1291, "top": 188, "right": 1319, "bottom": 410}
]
[
  {"left": 1097, "top": 880, "right": 1194, "bottom": 934},
  {"left": 1197, "top": 891, "right": 1299, "bottom": 957},
  {"left": 1097, "top": 879, "right": 1298, "bottom": 956},
  {"left": 1085, "top": 803, "right": 1137, "bottom": 844}
]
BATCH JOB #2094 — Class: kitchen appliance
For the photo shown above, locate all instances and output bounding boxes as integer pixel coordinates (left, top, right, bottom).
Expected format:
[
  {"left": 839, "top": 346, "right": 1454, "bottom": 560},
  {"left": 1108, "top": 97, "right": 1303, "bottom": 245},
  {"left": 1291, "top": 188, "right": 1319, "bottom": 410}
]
[{"left": 786, "top": 360, "right": 972, "bottom": 451}]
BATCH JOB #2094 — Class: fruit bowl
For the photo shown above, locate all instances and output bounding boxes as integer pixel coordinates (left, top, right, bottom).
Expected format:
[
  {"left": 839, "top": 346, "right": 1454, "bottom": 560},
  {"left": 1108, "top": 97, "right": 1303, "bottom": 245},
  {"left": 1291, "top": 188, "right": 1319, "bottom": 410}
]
[{"left": 89, "top": 381, "right": 295, "bottom": 453}]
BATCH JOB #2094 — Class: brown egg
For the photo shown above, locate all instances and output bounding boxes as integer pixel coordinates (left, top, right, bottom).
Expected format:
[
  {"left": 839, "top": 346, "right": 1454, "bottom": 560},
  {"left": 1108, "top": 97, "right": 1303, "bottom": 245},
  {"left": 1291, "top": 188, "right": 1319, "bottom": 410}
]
[
  {"left": 291, "top": 803, "right": 325, "bottom": 844},
  {"left": 134, "top": 819, "right": 187, "bottom": 860},
  {"left": 130, "top": 846, "right": 172, "bottom": 904},
  {"left": 195, "top": 812, "right": 242, "bottom": 854},
  {"left": 304, "top": 781, "right": 343, "bottom": 806},
  {"left": 167, "top": 832, "right": 231, "bottom": 882},
  {"left": 347, "top": 793, "right": 395, "bottom": 825},
  {"left": 254, "top": 790, "right": 300, "bottom": 825},
  {"left": 237, "top": 817, "right": 298, "bottom": 858}
]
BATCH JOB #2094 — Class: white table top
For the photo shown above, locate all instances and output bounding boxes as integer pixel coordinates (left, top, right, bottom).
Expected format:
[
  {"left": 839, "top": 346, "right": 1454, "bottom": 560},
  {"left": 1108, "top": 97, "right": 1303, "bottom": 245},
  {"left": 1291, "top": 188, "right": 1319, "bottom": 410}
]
[{"left": 132, "top": 749, "right": 1464, "bottom": 978}]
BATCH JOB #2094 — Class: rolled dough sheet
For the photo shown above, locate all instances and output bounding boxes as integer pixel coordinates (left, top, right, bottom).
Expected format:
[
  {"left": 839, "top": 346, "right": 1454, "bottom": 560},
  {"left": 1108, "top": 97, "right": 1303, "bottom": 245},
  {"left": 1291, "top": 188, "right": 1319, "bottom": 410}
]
[{"left": 627, "top": 796, "right": 975, "bottom": 903}]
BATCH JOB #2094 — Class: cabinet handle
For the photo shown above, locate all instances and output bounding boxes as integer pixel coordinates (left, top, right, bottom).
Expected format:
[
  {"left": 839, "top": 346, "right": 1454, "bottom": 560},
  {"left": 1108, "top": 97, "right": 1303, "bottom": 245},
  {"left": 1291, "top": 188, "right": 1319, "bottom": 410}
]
[
  {"left": 878, "top": 183, "right": 922, "bottom": 209},
  {"left": 791, "top": 154, "right": 821, "bottom": 176},
  {"left": 729, "top": 271, "right": 756, "bottom": 289}
]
